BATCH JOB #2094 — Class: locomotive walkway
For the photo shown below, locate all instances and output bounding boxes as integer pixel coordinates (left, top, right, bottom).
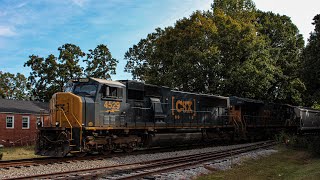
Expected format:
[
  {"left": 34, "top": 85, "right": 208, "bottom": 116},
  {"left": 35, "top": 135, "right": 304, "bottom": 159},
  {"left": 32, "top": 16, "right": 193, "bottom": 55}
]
[{"left": 1, "top": 140, "right": 276, "bottom": 179}]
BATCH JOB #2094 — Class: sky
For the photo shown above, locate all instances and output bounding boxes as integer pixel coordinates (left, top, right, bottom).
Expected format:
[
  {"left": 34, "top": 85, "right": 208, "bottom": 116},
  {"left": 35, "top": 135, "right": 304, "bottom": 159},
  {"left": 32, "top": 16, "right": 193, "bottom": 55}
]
[{"left": 0, "top": 0, "right": 319, "bottom": 80}]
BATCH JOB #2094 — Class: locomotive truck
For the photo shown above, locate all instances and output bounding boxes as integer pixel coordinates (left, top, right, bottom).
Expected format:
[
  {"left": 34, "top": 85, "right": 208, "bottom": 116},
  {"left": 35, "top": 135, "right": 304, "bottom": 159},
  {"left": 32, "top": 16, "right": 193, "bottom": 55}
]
[{"left": 35, "top": 77, "right": 320, "bottom": 157}]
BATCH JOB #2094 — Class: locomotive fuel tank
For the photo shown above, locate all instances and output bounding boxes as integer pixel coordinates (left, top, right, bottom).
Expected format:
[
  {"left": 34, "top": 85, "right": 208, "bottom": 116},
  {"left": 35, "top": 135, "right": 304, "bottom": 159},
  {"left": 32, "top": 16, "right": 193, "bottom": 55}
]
[{"left": 145, "top": 131, "right": 203, "bottom": 147}]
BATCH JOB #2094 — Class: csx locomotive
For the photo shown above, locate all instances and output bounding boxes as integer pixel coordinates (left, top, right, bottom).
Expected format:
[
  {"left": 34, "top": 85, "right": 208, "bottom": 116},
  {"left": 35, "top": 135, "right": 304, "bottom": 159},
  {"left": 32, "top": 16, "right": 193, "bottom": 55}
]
[{"left": 35, "top": 77, "right": 320, "bottom": 157}]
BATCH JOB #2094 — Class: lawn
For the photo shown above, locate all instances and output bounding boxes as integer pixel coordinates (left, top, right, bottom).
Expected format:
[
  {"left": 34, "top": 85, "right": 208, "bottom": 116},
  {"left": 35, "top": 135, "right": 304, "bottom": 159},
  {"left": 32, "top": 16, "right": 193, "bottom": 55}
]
[
  {"left": 197, "top": 147, "right": 320, "bottom": 180},
  {"left": 0, "top": 146, "right": 40, "bottom": 160}
]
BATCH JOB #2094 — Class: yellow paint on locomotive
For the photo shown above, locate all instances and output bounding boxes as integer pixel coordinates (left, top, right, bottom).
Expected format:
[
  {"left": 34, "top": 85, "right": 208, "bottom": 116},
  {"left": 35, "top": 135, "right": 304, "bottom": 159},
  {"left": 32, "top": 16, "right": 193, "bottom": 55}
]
[
  {"left": 50, "top": 92, "right": 83, "bottom": 128},
  {"left": 175, "top": 100, "right": 193, "bottom": 113},
  {"left": 104, "top": 101, "right": 121, "bottom": 113},
  {"left": 171, "top": 97, "right": 197, "bottom": 119}
]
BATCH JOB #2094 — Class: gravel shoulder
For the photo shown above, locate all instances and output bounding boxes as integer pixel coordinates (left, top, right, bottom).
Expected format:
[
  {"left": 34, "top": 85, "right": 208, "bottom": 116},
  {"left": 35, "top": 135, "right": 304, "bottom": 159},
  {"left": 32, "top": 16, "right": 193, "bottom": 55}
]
[{"left": 0, "top": 142, "right": 277, "bottom": 179}]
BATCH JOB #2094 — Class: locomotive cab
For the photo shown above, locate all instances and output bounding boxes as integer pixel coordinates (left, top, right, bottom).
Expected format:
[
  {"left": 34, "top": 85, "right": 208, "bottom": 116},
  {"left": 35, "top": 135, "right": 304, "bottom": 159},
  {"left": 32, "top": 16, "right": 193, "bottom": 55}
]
[{"left": 35, "top": 78, "right": 127, "bottom": 157}]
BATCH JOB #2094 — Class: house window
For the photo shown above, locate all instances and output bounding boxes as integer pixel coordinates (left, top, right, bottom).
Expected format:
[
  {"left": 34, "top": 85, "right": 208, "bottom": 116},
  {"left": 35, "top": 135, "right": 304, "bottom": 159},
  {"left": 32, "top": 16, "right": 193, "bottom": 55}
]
[
  {"left": 6, "top": 116, "right": 14, "bottom": 128},
  {"left": 22, "top": 116, "right": 30, "bottom": 129}
]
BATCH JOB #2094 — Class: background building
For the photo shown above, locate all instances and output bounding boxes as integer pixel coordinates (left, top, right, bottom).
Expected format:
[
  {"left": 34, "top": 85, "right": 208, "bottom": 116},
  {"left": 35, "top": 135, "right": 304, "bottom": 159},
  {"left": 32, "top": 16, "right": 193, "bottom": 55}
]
[{"left": 0, "top": 99, "right": 49, "bottom": 146}]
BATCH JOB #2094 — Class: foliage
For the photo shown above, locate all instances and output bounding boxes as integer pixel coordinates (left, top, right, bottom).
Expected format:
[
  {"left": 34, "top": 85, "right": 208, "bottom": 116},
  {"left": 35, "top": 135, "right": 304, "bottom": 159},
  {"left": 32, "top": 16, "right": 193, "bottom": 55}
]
[
  {"left": 0, "top": 71, "right": 30, "bottom": 100},
  {"left": 24, "top": 43, "right": 117, "bottom": 102},
  {"left": 125, "top": 12, "right": 222, "bottom": 93},
  {"left": 84, "top": 44, "right": 118, "bottom": 79},
  {"left": 212, "top": 7, "right": 273, "bottom": 99},
  {"left": 24, "top": 54, "right": 60, "bottom": 101},
  {"left": 311, "top": 102, "right": 320, "bottom": 110},
  {"left": 302, "top": 14, "right": 320, "bottom": 107},
  {"left": 125, "top": 0, "right": 304, "bottom": 104},
  {"left": 256, "top": 11, "right": 305, "bottom": 104},
  {"left": 57, "top": 43, "right": 85, "bottom": 86},
  {"left": 276, "top": 132, "right": 320, "bottom": 156}
]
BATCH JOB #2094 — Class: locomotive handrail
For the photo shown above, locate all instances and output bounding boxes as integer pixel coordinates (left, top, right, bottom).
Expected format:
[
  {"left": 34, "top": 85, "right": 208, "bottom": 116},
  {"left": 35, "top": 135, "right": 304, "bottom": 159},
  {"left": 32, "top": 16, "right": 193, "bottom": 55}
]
[
  {"left": 59, "top": 107, "right": 73, "bottom": 141},
  {"left": 71, "top": 113, "right": 82, "bottom": 127},
  {"left": 131, "top": 106, "right": 148, "bottom": 108},
  {"left": 71, "top": 112, "right": 83, "bottom": 150}
]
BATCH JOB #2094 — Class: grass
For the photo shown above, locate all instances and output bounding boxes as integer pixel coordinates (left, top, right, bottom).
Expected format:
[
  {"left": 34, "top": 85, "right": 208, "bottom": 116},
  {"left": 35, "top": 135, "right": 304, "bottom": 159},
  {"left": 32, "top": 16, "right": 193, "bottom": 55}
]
[
  {"left": 197, "top": 146, "right": 320, "bottom": 180},
  {"left": 0, "top": 146, "right": 41, "bottom": 160}
]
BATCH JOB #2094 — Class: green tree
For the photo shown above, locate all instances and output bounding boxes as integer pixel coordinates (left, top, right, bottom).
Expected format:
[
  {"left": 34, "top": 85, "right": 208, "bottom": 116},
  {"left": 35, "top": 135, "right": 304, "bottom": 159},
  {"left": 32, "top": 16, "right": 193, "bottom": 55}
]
[
  {"left": 125, "top": 0, "right": 305, "bottom": 105},
  {"left": 25, "top": 43, "right": 118, "bottom": 101},
  {"left": 254, "top": 11, "right": 305, "bottom": 104},
  {"left": 24, "top": 54, "right": 60, "bottom": 101},
  {"left": 0, "top": 71, "right": 30, "bottom": 100},
  {"left": 302, "top": 14, "right": 320, "bottom": 107},
  {"left": 125, "top": 12, "right": 222, "bottom": 93},
  {"left": 211, "top": 4, "right": 274, "bottom": 99},
  {"left": 125, "top": 1, "right": 272, "bottom": 98},
  {"left": 212, "top": 0, "right": 256, "bottom": 21},
  {"left": 57, "top": 43, "right": 85, "bottom": 86},
  {"left": 84, "top": 44, "right": 118, "bottom": 79},
  {"left": 25, "top": 44, "right": 84, "bottom": 101}
]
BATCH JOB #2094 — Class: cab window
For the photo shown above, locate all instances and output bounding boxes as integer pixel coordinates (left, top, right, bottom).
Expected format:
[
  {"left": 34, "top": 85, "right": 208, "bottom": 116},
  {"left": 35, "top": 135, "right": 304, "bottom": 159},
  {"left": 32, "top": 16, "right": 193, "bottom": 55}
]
[
  {"left": 101, "top": 85, "right": 123, "bottom": 99},
  {"left": 73, "top": 84, "right": 98, "bottom": 97}
]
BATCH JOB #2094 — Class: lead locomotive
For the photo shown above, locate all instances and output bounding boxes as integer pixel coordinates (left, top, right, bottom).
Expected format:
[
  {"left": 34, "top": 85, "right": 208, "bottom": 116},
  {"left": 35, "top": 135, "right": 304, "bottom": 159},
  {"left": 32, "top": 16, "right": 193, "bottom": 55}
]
[{"left": 35, "top": 77, "right": 320, "bottom": 157}]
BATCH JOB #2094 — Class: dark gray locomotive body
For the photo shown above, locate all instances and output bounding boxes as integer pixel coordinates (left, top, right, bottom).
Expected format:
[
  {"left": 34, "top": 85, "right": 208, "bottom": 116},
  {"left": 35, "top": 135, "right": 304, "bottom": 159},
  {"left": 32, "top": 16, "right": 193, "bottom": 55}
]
[
  {"left": 35, "top": 78, "right": 320, "bottom": 157},
  {"left": 229, "top": 96, "right": 320, "bottom": 137},
  {"left": 36, "top": 78, "right": 231, "bottom": 157}
]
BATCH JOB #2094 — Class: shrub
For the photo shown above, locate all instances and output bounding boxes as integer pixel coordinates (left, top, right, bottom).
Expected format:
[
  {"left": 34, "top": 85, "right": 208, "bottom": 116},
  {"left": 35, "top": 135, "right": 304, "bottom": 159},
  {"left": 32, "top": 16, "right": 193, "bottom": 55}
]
[{"left": 276, "top": 132, "right": 320, "bottom": 156}]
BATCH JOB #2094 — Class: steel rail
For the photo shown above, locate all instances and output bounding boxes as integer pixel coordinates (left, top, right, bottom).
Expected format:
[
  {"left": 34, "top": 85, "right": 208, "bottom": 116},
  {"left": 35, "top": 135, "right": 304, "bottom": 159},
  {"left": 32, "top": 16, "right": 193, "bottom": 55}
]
[
  {"left": 3, "top": 140, "right": 276, "bottom": 180},
  {"left": 112, "top": 142, "right": 276, "bottom": 179}
]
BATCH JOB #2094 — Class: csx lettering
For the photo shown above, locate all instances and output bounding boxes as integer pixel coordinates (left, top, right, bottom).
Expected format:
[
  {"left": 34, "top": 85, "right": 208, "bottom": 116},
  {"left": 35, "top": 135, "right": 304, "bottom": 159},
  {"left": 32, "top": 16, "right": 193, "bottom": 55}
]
[{"left": 175, "top": 100, "right": 193, "bottom": 113}]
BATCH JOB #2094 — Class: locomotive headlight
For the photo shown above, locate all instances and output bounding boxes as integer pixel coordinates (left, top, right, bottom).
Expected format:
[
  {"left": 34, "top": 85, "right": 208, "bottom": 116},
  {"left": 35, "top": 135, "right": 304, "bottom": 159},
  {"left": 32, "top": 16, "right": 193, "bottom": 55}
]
[{"left": 55, "top": 121, "right": 60, "bottom": 127}]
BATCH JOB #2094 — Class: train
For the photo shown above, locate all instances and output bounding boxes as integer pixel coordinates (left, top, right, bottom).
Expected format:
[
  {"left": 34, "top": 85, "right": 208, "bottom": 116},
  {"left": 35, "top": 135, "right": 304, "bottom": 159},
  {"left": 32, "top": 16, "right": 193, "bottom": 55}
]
[{"left": 35, "top": 77, "right": 320, "bottom": 157}]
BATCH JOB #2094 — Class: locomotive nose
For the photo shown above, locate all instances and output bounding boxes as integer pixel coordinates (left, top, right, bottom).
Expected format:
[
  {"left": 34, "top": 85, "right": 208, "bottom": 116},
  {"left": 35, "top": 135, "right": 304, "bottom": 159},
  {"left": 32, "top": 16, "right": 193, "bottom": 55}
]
[
  {"left": 50, "top": 92, "right": 83, "bottom": 128},
  {"left": 35, "top": 92, "right": 84, "bottom": 157}
]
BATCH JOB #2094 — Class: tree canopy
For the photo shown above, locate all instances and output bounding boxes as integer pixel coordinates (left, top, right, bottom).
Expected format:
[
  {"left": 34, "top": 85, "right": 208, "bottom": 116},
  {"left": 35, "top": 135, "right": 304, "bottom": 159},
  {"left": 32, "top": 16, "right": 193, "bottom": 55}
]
[
  {"left": 302, "top": 14, "right": 320, "bottom": 107},
  {"left": 0, "top": 71, "right": 30, "bottom": 100},
  {"left": 84, "top": 44, "right": 118, "bottom": 79},
  {"left": 24, "top": 43, "right": 117, "bottom": 102},
  {"left": 125, "top": 0, "right": 304, "bottom": 105}
]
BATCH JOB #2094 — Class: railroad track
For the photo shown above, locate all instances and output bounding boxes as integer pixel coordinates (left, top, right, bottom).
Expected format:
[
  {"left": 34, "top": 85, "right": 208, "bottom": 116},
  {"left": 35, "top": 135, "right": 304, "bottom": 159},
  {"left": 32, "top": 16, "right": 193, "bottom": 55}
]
[
  {"left": 3, "top": 140, "right": 276, "bottom": 180},
  {"left": 0, "top": 154, "right": 109, "bottom": 170},
  {"left": 0, "top": 157, "right": 57, "bottom": 169},
  {"left": 0, "top": 142, "right": 227, "bottom": 170}
]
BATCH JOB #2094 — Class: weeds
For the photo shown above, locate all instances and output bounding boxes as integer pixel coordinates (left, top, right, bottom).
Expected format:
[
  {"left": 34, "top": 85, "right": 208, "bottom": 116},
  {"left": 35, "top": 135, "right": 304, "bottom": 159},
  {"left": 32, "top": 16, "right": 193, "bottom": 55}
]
[
  {"left": 276, "top": 131, "right": 320, "bottom": 156},
  {"left": 1, "top": 145, "right": 39, "bottom": 160}
]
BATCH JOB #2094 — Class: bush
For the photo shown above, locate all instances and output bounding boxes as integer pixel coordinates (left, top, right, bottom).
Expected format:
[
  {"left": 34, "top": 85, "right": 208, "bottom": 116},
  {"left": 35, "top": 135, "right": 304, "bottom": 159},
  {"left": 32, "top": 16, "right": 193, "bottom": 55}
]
[{"left": 276, "top": 132, "right": 320, "bottom": 156}]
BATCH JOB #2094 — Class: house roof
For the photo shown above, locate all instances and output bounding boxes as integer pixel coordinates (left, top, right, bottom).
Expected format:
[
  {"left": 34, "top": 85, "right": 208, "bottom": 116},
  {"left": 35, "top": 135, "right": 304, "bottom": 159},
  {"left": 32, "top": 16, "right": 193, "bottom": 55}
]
[{"left": 0, "top": 99, "right": 49, "bottom": 114}]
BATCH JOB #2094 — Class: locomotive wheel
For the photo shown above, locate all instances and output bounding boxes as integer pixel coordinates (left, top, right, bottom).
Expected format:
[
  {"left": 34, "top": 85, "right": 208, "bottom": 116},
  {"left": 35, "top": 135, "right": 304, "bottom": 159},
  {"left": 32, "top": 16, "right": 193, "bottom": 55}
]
[
  {"left": 56, "top": 132, "right": 70, "bottom": 157},
  {"left": 101, "top": 150, "right": 112, "bottom": 155},
  {"left": 75, "top": 152, "right": 87, "bottom": 157},
  {"left": 123, "top": 147, "right": 134, "bottom": 153},
  {"left": 101, "top": 144, "right": 112, "bottom": 155}
]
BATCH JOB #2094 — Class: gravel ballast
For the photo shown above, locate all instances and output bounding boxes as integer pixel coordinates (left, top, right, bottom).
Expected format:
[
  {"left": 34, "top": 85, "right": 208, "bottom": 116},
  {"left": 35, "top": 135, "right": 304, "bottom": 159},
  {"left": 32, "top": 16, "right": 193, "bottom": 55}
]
[{"left": 0, "top": 142, "right": 277, "bottom": 179}]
